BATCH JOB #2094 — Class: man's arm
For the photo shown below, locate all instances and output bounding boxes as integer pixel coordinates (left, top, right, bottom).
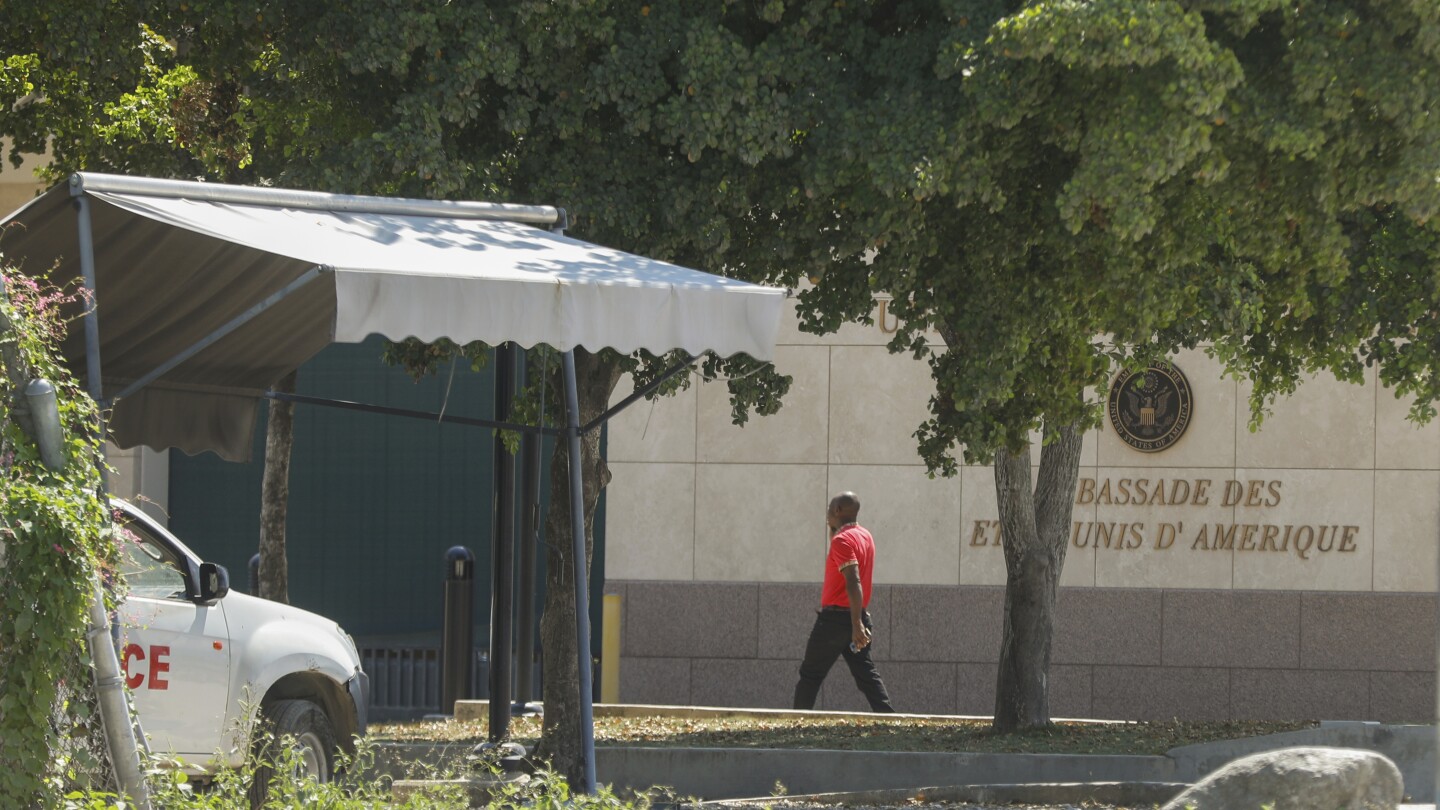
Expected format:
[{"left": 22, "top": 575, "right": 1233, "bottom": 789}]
[{"left": 842, "top": 565, "right": 871, "bottom": 651}]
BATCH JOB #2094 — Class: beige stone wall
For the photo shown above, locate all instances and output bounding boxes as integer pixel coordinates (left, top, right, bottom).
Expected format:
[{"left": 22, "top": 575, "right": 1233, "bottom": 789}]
[
  {"left": 605, "top": 299, "right": 1440, "bottom": 594},
  {"left": 108, "top": 444, "right": 170, "bottom": 526},
  {"left": 0, "top": 142, "right": 49, "bottom": 216}
]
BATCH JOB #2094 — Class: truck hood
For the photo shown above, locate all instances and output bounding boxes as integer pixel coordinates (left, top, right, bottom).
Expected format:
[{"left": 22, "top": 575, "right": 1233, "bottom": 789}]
[
  {"left": 221, "top": 591, "right": 358, "bottom": 663},
  {"left": 222, "top": 591, "right": 344, "bottom": 633}
]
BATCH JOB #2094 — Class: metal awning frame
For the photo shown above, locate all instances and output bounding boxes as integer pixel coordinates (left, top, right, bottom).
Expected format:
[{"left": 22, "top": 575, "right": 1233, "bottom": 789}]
[
  {"left": 260, "top": 347, "right": 699, "bottom": 439},
  {"left": 65, "top": 174, "right": 711, "bottom": 798}
]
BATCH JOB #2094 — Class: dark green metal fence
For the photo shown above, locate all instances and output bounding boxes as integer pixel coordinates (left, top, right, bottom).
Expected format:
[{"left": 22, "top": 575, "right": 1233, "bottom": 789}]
[{"left": 167, "top": 338, "right": 604, "bottom": 649}]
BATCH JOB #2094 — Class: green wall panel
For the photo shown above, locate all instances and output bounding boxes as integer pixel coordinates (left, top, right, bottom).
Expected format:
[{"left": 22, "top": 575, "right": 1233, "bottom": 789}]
[
  {"left": 171, "top": 339, "right": 496, "bottom": 641},
  {"left": 169, "top": 337, "right": 606, "bottom": 653}
]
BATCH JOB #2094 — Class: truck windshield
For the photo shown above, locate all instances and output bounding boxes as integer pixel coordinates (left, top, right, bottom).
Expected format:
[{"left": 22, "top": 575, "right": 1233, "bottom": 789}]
[{"left": 116, "top": 519, "right": 187, "bottom": 600}]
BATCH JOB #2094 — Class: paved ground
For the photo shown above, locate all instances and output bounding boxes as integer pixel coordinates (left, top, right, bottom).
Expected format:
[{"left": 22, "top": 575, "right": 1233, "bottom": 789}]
[
  {"left": 723, "top": 799, "right": 1440, "bottom": 809},
  {"left": 403, "top": 704, "right": 1437, "bottom": 806},
  {"left": 720, "top": 792, "right": 1440, "bottom": 808}
]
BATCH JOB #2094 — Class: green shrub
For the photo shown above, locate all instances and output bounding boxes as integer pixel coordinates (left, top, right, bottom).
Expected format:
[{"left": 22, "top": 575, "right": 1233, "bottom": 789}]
[
  {"left": 1, "top": 268, "right": 119, "bottom": 807},
  {"left": 60, "top": 736, "right": 656, "bottom": 809}
]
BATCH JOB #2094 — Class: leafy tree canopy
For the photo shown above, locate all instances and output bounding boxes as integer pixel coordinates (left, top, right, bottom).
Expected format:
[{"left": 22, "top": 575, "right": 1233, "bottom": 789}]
[
  {"left": 773, "top": 0, "right": 1440, "bottom": 470},
  {"left": 6, "top": 0, "right": 1437, "bottom": 752},
  {"left": 0, "top": 0, "right": 811, "bottom": 408}
]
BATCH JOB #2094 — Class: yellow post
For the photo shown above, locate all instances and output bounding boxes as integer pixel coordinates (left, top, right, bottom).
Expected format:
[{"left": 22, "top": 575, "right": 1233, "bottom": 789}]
[{"left": 601, "top": 593, "right": 622, "bottom": 704}]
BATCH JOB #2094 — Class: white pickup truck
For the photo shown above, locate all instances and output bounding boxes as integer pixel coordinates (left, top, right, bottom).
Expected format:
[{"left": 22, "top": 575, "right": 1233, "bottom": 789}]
[{"left": 112, "top": 500, "right": 368, "bottom": 786}]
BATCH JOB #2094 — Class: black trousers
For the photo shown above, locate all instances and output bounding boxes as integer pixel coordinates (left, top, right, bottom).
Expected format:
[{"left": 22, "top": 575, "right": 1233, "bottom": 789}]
[{"left": 792, "top": 609, "right": 895, "bottom": 712}]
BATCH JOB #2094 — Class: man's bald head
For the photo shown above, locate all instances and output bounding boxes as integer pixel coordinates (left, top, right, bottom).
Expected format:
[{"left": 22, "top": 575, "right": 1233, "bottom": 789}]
[{"left": 828, "top": 492, "right": 861, "bottom": 527}]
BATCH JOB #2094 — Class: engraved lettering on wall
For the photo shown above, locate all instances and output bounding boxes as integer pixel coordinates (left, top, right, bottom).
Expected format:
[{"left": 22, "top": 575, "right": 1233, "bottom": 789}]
[{"left": 968, "top": 476, "right": 1363, "bottom": 562}]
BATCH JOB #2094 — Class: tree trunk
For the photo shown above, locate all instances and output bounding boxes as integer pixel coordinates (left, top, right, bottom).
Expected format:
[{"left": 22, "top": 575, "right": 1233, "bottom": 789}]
[
  {"left": 258, "top": 371, "right": 297, "bottom": 604},
  {"left": 992, "top": 421, "right": 1083, "bottom": 733},
  {"left": 532, "top": 349, "right": 623, "bottom": 786}
]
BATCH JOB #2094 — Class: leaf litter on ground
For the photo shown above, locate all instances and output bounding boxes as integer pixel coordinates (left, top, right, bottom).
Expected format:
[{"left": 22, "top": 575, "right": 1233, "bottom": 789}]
[{"left": 372, "top": 714, "right": 1316, "bottom": 756}]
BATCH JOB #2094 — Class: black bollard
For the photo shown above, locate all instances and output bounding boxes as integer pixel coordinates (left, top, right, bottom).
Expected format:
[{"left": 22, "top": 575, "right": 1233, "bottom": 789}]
[
  {"left": 441, "top": 546, "right": 475, "bottom": 716},
  {"left": 248, "top": 553, "right": 261, "bottom": 596}
]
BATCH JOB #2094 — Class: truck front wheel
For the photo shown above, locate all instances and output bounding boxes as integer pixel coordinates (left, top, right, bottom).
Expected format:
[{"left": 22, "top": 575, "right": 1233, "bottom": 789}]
[{"left": 248, "top": 698, "right": 339, "bottom": 806}]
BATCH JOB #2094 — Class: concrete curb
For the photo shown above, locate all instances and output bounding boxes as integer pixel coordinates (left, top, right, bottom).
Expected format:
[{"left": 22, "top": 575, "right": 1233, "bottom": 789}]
[
  {"left": 595, "top": 747, "right": 1176, "bottom": 800},
  {"left": 1165, "top": 721, "right": 1434, "bottom": 800},
  {"left": 701, "top": 781, "right": 1188, "bottom": 807},
  {"left": 377, "top": 711, "right": 1436, "bottom": 803},
  {"left": 452, "top": 701, "right": 996, "bottom": 724},
  {"left": 371, "top": 742, "right": 1177, "bottom": 800}
]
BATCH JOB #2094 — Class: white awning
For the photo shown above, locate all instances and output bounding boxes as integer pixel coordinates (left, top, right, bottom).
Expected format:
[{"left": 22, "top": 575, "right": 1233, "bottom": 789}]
[{"left": 0, "top": 174, "right": 785, "bottom": 460}]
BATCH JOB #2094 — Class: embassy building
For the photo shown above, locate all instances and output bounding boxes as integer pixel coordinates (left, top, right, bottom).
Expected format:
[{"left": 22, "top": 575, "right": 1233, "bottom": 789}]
[
  {"left": 602, "top": 297, "right": 1440, "bottom": 722},
  {"left": 21, "top": 151, "right": 1427, "bottom": 718}
]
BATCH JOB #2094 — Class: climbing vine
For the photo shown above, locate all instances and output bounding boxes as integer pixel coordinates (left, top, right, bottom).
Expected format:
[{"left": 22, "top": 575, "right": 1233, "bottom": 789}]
[{"left": 0, "top": 267, "right": 119, "bottom": 807}]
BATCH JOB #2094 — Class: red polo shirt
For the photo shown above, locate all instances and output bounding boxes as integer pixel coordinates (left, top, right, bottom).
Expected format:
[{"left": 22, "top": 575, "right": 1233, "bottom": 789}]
[{"left": 820, "top": 524, "right": 875, "bottom": 609}]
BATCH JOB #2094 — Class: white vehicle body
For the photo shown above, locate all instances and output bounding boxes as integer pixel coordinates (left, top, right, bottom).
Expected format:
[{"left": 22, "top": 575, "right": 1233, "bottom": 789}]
[{"left": 113, "top": 500, "right": 368, "bottom": 774}]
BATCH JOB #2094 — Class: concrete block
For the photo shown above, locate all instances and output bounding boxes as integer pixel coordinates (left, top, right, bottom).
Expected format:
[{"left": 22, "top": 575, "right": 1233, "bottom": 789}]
[
  {"left": 1373, "top": 470, "right": 1440, "bottom": 592},
  {"left": 955, "top": 663, "right": 997, "bottom": 717},
  {"left": 1301, "top": 592, "right": 1437, "bottom": 671},
  {"left": 1051, "top": 664, "right": 1096, "bottom": 719},
  {"left": 699, "top": 345, "right": 829, "bottom": 464},
  {"left": 1230, "top": 669, "right": 1371, "bottom": 721},
  {"left": 1371, "top": 671, "right": 1436, "bottom": 724},
  {"left": 619, "top": 657, "right": 692, "bottom": 707},
  {"left": 867, "top": 662, "right": 955, "bottom": 716},
  {"left": 867, "top": 585, "right": 893, "bottom": 662},
  {"left": 604, "top": 462, "right": 696, "bottom": 581},
  {"left": 1375, "top": 383, "right": 1440, "bottom": 471},
  {"left": 606, "top": 377, "right": 697, "bottom": 464},
  {"left": 623, "top": 582, "right": 758, "bottom": 658},
  {"left": 690, "top": 658, "right": 800, "bottom": 710},
  {"left": 1091, "top": 666, "right": 1230, "bottom": 721},
  {"left": 888, "top": 585, "right": 1003, "bottom": 663},
  {"left": 1237, "top": 368, "right": 1376, "bottom": 470},
  {"left": 694, "top": 464, "right": 829, "bottom": 582},
  {"left": 827, "top": 347, "right": 938, "bottom": 466},
  {"left": 1053, "top": 589, "right": 1163, "bottom": 666},
  {"left": 1162, "top": 590, "right": 1301, "bottom": 669},
  {"left": 955, "top": 663, "right": 1092, "bottom": 720},
  {"left": 827, "top": 465, "right": 961, "bottom": 585},
  {"left": 755, "top": 583, "right": 822, "bottom": 660}
]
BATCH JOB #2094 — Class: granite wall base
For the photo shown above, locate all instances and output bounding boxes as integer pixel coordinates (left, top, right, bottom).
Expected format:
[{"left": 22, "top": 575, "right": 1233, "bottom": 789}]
[{"left": 608, "top": 581, "right": 1437, "bottom": 722}]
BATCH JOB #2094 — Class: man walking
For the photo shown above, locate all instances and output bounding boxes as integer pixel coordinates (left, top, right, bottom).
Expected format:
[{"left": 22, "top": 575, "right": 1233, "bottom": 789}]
[{"left": 793, "top": 491, "right": 895, "bottom": 712}]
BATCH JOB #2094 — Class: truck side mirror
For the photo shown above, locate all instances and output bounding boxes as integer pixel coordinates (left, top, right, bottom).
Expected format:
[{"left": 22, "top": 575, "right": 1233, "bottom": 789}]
[{"left": 198, "top": 562, "right": 230, "bottom": 605}]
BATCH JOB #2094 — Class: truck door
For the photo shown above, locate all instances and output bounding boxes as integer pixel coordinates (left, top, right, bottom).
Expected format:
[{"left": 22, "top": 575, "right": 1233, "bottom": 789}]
[{"left": 116, "top": 518, "right": 232, "bottom": 764}]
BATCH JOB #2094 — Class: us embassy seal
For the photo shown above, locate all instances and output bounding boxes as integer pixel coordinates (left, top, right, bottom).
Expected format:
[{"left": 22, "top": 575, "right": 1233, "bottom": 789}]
[{"left": 1108, "top": 362, "right": 1193, "bottom": 452}]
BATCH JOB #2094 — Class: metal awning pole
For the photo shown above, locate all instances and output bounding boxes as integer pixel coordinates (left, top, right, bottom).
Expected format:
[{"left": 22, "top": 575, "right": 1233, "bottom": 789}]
[
  {"left": 488, "top": 343, "right": 516, "bottom": 741},
  {"left": 76, "top": 200, "right": 104, "bottom": 407},
  {"left": 263, "top": 391, "right": 561, "bottom": 436},
  {"left": 581, "top": 353, "right": 698, "bottom": 434},
  {"left": 562, "top": 349, "right": 597, "bottom": 793},
  {"left": 73, "top": 193, "right": 152, "bottom": 810},
  {"left": 514, "top": 347, "right": 541, "bottom": 713}
]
